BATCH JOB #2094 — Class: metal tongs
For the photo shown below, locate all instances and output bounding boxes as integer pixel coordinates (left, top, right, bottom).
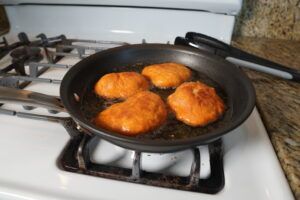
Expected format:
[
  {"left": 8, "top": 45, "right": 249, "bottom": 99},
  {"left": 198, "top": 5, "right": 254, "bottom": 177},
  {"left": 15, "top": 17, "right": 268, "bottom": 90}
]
[{"left": 175, "top": 32, "right": 300, "bottom": 82}]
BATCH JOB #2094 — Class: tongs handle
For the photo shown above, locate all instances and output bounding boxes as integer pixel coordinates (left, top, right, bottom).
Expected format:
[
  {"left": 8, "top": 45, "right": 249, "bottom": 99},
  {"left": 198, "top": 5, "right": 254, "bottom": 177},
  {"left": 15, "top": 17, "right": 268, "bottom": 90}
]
[
  {"left": 226, "top": 47, "right": 300, "bottom": 82},
  {"left": 175, "top": 32, "right": 300, "bottom": 82}
]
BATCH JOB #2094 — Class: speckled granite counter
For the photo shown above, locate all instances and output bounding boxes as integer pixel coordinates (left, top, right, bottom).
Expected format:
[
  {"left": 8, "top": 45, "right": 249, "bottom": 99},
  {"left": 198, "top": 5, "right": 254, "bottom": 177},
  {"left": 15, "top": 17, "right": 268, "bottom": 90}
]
[
  {"left": 232, "top": 37, "right": 300, "bottom": 199},
  {"left": 234, "top": 0, "right": 300, "bottom": 40}
]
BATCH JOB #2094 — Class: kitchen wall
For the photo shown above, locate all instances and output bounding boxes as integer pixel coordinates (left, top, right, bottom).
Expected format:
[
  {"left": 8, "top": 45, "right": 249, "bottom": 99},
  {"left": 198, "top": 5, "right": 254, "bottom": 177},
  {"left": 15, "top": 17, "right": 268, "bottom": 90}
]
[{"left": 234, "top": 0, "right": 300, "bottom": 40}]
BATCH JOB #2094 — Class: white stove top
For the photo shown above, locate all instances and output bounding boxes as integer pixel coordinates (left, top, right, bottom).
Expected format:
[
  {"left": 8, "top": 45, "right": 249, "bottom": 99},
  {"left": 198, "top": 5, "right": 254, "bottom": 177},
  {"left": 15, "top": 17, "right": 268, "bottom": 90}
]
[
  {"left": 0, "top": 3, "right": 295, "bottom": 200},
  {"left": 0, "top": 41, "right": 294, "bottom": 200},
  {"left": 0, "top": 103, "right": 293, "bottom": 200}
]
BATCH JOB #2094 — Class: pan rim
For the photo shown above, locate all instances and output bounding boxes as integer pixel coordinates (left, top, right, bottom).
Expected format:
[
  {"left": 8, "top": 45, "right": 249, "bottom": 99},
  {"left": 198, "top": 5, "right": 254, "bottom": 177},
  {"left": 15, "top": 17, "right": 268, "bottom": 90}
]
[{"left": 60, "top": 43, "right": 256, "bottom": 149}]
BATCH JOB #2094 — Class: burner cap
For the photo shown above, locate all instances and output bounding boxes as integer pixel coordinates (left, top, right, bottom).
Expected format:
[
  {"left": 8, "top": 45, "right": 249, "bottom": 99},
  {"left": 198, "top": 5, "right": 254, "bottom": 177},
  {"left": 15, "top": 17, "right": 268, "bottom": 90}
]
[{"left": 10, "top": 46, "right": 43, "bottom": 63}]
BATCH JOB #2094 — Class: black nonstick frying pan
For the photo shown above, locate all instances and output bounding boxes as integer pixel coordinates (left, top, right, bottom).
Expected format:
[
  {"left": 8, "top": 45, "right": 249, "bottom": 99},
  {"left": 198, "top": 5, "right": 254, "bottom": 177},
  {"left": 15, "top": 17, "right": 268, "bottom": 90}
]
[{"left": 0, "top": 44, "right": 255, "bottom": 153}]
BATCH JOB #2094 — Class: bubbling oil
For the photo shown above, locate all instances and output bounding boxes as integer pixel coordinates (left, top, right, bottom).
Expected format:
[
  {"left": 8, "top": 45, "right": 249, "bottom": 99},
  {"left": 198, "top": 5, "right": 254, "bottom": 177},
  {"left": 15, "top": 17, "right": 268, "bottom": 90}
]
[{"left": 81, "top": 63, "right": 229, "bottom": 140}]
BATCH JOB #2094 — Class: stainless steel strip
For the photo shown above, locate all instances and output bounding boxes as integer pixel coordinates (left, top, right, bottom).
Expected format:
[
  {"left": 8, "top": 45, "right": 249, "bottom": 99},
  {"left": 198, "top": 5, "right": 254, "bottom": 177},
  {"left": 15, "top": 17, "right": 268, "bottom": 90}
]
[
  {"left": 29, "top": 62, "right": 72, "bottom": 69},
  {"left": 12, "top": 76, "right": 62, "bottom": 84},
  {"left": 56, "top": 44, "right": 106, "bottom": 51},
  {"left": 52, "top": 52, "right": 90, "bottom": 58},
  {"left": 69, "top": 39, "right": 128, "bottom": 45}
]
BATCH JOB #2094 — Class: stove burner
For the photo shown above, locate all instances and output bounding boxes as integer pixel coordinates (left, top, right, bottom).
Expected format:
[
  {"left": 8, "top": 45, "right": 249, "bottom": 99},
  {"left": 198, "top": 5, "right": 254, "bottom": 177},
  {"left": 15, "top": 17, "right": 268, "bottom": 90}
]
[
  {"left": 59, "top": 134, "right": 225, "bottom": 194},
  {"left": 8, "top": 47, "right": 43, "bottom": 76},
  {"left": 10, "top": 46, "right": 43, "bottom": 63}
]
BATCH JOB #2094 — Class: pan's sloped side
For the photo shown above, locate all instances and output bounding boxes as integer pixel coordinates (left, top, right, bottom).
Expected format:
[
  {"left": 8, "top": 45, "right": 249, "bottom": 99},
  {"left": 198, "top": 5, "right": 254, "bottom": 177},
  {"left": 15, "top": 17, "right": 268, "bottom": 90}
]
[{"left": 60, "top": 44, "right": 255, "bottom": 153}]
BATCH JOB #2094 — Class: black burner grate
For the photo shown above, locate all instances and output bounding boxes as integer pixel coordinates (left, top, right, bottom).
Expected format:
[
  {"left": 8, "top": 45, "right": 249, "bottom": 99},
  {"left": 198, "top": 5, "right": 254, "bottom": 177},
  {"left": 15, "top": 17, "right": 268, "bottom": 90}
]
[{"left": 58, "top": 134, "right": 225, "bottom": 194}]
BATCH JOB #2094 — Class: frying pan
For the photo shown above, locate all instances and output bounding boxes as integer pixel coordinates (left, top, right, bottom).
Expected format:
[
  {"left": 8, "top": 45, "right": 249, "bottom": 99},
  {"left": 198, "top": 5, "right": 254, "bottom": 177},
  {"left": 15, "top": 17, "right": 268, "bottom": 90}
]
[{"left": 0, "top": 44, "right": 255, "bottom": 153}]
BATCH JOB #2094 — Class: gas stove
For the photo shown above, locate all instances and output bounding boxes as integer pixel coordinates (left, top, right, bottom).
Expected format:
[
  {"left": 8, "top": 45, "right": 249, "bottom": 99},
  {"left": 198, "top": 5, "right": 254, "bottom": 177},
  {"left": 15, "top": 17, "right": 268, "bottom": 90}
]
[{"left": 0, "top": 1, "right": 295, "bottom": 200}]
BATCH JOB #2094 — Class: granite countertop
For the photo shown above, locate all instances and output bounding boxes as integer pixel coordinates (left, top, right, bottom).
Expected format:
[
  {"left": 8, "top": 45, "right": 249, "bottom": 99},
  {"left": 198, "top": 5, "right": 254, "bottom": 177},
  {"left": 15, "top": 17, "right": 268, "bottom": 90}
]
[{"left": 232, "top": 37, "right": 300, "bottom": 199}]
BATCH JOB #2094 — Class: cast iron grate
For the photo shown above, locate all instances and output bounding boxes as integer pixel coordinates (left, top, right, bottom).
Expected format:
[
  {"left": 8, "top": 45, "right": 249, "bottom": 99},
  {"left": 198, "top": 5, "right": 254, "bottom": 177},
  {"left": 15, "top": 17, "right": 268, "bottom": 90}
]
[{"left": 58, "top": 134, "right": 225, "bottom": 194}]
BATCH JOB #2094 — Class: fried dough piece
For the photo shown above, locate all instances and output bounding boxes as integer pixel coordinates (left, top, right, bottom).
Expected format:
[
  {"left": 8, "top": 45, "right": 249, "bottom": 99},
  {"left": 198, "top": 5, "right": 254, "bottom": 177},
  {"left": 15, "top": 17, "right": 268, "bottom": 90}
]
[
  {"left": 94, "top": 72, "right": 149, "bottom": 99},
  {"left": 167, "top": 82, "right": 225, "bottom": 127},
  {"left": 142, "top": 62, "right": 191, "bottom": 89},
  {"left": 95, "top": 91, "right": 167, "bottom": 135}
]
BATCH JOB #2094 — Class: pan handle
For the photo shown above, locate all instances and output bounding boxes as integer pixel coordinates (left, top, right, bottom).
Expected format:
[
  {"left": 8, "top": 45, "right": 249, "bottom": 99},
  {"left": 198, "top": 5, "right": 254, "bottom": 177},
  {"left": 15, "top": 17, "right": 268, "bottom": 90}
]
[{"left": 0, "top": 86, "right": 66, "bottom": 113}]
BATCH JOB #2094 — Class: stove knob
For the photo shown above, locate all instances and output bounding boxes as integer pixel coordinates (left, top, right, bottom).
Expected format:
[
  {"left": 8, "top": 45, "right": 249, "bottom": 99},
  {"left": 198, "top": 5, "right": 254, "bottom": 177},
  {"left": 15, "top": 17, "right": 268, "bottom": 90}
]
[
  {"left": 23, "top": 105, "right": 35, "bottom": 110},
  {"left": 48, "top": 109, "right": 59, "bottom": 114}
]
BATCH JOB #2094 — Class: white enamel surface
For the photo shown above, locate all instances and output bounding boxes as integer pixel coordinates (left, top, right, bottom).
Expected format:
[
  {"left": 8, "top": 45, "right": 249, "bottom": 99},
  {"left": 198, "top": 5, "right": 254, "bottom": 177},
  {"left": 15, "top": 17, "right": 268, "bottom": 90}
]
[
  {"left": 0, "top": 0, "right": 242, "bottom": 15},
  {"left": 4, "top": 5, "right": 235, "bottom": 44},
  {"left": 0, "top": 49, "right": 294, "bottom": 200},
  {"left": 0, "top": 109, "right": 294, "bottom": 200}
]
